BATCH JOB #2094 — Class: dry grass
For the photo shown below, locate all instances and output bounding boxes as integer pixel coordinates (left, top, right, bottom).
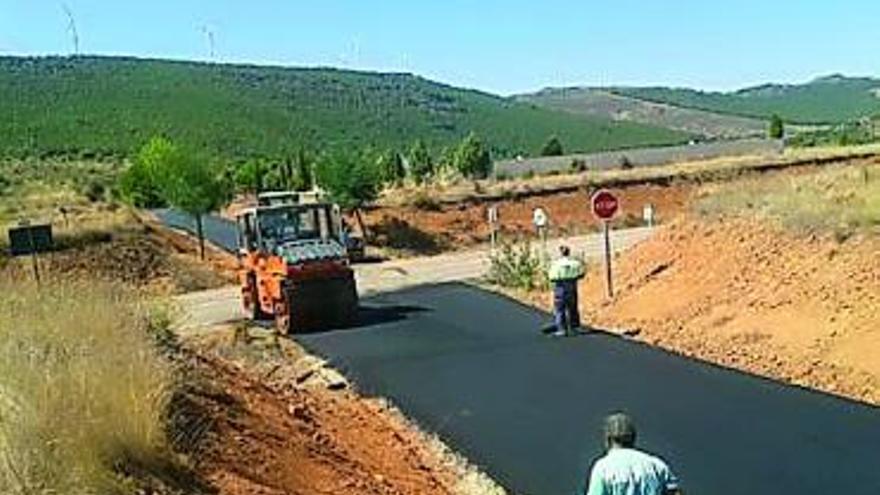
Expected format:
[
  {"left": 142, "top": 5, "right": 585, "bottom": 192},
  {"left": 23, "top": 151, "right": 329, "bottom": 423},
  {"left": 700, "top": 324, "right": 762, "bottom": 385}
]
[
  {"left": 380, "top": 144, "right": 880, "bottom": 207},
  {"left": 697, "top": 162, "right": 880, "bottom": 237},
  {"left": 0, "top": 277, "right": 174, "bottom": 494}
]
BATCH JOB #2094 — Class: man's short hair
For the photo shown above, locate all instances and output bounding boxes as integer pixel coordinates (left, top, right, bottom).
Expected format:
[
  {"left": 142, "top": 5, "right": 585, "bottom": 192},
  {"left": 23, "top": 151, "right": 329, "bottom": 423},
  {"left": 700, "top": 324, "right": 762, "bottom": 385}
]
[
  {"left": 604, "top": 412, "right": 637, "bottom": 448},
  {"left": 559, "top": 245, "right": 571, "bottom": 257}
]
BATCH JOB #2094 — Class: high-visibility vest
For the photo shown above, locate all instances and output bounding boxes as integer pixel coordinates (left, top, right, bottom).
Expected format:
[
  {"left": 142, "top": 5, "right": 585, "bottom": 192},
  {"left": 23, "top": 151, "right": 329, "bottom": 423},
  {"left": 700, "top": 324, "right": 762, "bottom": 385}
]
[{"left": 548, "top": 256, "right": 584, "bottom": 282}]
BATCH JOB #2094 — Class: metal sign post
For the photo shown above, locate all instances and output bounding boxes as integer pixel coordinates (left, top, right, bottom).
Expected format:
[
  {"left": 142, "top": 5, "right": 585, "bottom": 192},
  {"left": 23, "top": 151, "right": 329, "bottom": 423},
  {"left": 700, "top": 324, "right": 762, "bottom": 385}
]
[
  {"left": 591, "top": 190, "right": 620, "bottom": 299},
  {"left": 532, "top": 207, "right": 549, "bottom": 259},
  {"left": 487, "top": 206, "right": 499, "bottom": 252},
  {"left": 27, "top": 227, "right": 41, "bottom": 284},
  {"left": 8, "top": 222, "right": 53, "bottom": 284},
  {"left": 643, "top": 203, "right": 655, "bottom": 227},
  {"left": 602, "top": 220, "right": 612, "bottom": 296}
]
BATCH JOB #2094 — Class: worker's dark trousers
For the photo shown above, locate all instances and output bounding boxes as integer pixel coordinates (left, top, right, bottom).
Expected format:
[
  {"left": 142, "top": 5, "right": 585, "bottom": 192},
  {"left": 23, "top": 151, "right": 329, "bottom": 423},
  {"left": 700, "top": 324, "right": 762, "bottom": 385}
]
[{"left": 553, "top": 280, "right": 580, "bottom": 334}]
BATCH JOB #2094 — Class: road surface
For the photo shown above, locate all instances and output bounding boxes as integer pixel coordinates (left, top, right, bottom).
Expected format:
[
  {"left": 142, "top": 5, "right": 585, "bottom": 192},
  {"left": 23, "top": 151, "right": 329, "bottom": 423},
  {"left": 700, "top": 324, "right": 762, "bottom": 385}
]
[
  {"left": 158, "top": 211, "right": 880, "bottom": 493},
  {"left": 159, "top": 210, "right": 653, "bottom": 329},
  {"left": 298, "top": 283, "right": 880, "bottom": 495}
]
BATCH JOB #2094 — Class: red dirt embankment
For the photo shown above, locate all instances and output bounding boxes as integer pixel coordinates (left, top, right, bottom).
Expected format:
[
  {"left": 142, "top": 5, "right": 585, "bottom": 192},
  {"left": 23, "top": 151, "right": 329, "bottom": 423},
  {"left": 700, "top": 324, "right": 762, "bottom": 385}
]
[
  {"left": 363, "top": 183, "right": 693, "bottom": 252},
  {"left": 178, "top": 336, "right": 481, "bottom": 495},
  {"left": 579, "top": 219, "right": 880, "bottom": 404}
]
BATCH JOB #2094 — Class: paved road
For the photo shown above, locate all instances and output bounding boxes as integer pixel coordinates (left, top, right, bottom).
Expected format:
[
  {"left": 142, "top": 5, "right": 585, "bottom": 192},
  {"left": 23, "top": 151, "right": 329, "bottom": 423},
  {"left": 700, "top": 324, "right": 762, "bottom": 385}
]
[
  {"left": 154, "top": 209, "right": 240, "bottom": 251},
  {"left": 161, "top": 210, "right": 653, "bottom": 329},
  {"left": 298, "top": 283, "right": 880, "bottom": 495}
]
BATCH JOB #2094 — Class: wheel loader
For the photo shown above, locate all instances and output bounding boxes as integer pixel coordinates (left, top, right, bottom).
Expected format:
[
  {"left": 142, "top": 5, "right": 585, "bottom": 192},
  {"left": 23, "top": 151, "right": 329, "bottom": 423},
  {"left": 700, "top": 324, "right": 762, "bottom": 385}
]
[{"left": 236, "top": 192, "right": 358, "bottom": 333}]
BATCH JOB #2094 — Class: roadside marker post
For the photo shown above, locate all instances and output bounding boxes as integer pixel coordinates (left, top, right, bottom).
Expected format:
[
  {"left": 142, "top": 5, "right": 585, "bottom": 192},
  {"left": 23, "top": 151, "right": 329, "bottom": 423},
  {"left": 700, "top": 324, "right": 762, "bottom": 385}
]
[
  {"left": 532, "top": 207, "right": 549, "bottom": 259},
  {"left": 488, "top": 205, "right": 499, "bottom": 252},
  {"left": 643, "top": 203, "right": 655, "bottom": 227},
  {"left": 591, "top": 190, "right": 620, "bottom": 299}
]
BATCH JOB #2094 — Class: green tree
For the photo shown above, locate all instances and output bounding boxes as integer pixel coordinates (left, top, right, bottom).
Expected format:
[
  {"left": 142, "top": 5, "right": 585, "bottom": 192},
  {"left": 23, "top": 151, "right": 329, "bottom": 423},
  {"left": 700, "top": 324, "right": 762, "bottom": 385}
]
[
  {"left": 233, "top": 159, "right": 264, "bottom": 194},
  {"left": 769, "top": 114, "right": 785, "bottom": 139},
  {"left": 541, "top": 135, "right": 564, "bottom": 156},
  {"left": 118, "top": 137, "right": 169, "bottom": 207},
  {"left": 315, "top": 152, "right": 380, "bottom": 238},
  {"left": 453, "top": 132, "right": 493, "bottom": 179},
  {"left": 142, "top": 137, "right": 230, "bottom": 260},
  {"left": 408, "top": 140, "right": 434, "bottom": 184},
  {"left": 376, "top": 149, "right": 406, "bottom": 187},
  {"left": 291, "top": 148, "right": 314, "bottom": 191}
]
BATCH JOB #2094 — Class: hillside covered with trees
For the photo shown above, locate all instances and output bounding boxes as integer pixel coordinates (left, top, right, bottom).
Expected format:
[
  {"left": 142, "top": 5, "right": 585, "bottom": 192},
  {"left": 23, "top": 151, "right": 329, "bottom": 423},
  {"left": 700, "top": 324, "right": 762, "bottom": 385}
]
[
  {"left": 610, "top": 75, "right": 880, "bottom": 124},
  {"left": 0, "top": 56, "right": 688, "bottom": 162}
]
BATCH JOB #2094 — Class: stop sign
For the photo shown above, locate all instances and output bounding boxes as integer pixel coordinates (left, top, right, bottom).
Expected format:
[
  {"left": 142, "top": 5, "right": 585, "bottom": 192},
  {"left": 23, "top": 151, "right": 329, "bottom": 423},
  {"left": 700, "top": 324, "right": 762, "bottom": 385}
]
[{"left": 591, "top": 190, "right": 619, "bottom": 220}]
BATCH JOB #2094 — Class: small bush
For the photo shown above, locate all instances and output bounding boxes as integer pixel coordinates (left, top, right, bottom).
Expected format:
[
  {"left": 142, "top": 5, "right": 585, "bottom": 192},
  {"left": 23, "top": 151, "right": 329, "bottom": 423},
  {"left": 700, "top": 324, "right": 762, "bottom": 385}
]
[
  {"left": 408, "top": 190, "right": 443, "bottom": 212},
  {"left": 0, "top": 278, "right": 174, "bottom": 494},
  {"left": 570, "top": 159, "right": 587, "bottom": 173},
  {"left": 487, "top": 241, "right": 547, "bottom": 290},
  {"left": 83, "top": 179, "right": 107, "bottom": 202}
]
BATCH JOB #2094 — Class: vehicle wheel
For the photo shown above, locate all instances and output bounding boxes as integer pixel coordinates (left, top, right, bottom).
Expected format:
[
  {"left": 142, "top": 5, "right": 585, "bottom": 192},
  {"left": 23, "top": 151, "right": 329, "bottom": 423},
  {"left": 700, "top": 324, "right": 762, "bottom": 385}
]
[
  {"left": 246, "top": 274, "right": 270, "bottom": 321},
  {"left": 274, "top": 297, "right": 292, "bottom": 335},
  {"left": 336, "top": 278, "right": 359, "bottom": 327}
]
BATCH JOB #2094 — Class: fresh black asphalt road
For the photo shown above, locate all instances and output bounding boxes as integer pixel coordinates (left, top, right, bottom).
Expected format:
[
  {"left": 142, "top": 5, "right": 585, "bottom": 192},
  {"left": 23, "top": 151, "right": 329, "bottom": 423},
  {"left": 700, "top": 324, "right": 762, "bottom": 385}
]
[
  {"left": 153, "top": 209, "right": 238, "bottom": 252},
  {"left": 297, "top": 283, "right": 880, "bottom": 495}
]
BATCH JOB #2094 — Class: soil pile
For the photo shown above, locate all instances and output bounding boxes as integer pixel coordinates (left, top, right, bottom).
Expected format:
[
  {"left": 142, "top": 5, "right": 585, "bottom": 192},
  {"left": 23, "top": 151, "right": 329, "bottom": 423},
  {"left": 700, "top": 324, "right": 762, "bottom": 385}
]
[
  {"left": 1, "top": 216, "right": 234, "bottom": 294},
  {"left": 579, "top": 218, "right": 880, "bottom": 404}
]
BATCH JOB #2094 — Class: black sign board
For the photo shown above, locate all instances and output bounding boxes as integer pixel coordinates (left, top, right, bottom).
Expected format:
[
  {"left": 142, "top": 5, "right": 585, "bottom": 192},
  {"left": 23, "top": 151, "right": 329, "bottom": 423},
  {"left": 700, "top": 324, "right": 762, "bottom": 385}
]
[{"left": 8, "top": 224, "right": 53, "bottom": 256}]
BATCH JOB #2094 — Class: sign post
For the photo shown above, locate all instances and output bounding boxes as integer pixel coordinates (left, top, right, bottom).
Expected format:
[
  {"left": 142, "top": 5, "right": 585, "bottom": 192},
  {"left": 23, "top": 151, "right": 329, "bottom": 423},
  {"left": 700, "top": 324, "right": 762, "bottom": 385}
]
[
  {"left": 532, "top": 207, "right": 549, "bottom": 258},
  {"left": 643, "top": 203, "right": 655, "bottom": 227},
  {"left": 591, "top": 190, "right": 620, "bottom": 298},
  {"left": 487, "top": 205, "right": 499, "bottom": 252},
  {"left": 8, "top": 222, "right": 53, "bottom": 284}
]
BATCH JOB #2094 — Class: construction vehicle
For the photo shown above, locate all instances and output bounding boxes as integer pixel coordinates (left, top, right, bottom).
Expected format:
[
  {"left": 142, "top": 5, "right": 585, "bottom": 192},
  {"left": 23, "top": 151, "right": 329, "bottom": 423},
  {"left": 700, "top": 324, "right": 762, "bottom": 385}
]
[{"left": 236, "top": 191, "right": 358, "bottom": 333}]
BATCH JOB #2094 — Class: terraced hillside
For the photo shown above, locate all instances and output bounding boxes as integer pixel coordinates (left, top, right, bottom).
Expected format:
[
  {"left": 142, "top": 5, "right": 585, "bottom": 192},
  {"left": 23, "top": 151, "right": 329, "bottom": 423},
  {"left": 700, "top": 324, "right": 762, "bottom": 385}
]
[
  {"left": 0, "top": 56, "right": 687, "bottom": 161},
  {"left": 518, "top": 88, "right": 768, "bottom": 139},
  {"left": 611, "top": 75, "right": 880, "bottom": 124}
]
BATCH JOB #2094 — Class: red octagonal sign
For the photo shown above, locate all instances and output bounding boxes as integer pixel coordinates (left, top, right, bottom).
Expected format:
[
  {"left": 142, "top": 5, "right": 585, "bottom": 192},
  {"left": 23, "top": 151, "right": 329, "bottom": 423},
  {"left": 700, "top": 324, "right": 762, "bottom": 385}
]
[{"left": 591, "top": 189, "right": 619, "bottom": 220}]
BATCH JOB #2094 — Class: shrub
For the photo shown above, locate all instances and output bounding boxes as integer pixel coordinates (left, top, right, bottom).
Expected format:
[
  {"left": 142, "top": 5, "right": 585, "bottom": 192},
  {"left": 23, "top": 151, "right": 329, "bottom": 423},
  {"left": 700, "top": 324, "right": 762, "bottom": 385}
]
[
  {"left": 487, "top": 241, "right": 548, "bottom": 290},
  {"left": 409, "top": 190, "right": 442, "bottom": 211},
  {"left": 541, "top": 136, "right": 564, "bottom": 156},
  {"left": 83, "top": 179, "right": 107, "bottom": 202},
  {"left": 768, "top": 114, "right": 785, "bottom": 139},
  {"left": 0, "top": 278, "right": 174, "bottom": 494},
  {"left": 408, "top": 140, "right": 434, "bottom": 185},
  {"left": 570, "top": 159, "right": 587, "bottom": 173}
]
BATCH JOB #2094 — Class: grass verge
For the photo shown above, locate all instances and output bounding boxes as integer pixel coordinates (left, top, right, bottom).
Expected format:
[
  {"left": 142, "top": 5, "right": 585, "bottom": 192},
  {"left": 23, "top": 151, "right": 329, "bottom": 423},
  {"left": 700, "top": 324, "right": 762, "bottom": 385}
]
[
  {"left": 0, "top": 277, "right": 175, "bottom": 494},
  {"left": 696, "top": 162, "right": 880, "bottom": 237}
]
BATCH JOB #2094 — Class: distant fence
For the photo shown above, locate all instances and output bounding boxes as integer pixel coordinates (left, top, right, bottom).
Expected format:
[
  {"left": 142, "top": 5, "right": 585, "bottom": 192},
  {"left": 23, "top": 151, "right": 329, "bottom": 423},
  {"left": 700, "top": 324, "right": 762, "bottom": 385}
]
[{"left": 494, "top": 138, "right": 785, "bottom": 178}]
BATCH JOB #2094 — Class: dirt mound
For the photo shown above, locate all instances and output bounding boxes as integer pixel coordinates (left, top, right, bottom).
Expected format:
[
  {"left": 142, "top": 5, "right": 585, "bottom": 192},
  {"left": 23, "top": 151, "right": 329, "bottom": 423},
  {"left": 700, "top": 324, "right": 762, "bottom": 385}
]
[
  {"left": 176, "top": 334, "right": 484, "bottom": 495},
  {"left": 1, "top": 215, "right": 234, "bottom": 294},
  {"left": 579, "top": 218, "right": 880, "bottom": 404}
]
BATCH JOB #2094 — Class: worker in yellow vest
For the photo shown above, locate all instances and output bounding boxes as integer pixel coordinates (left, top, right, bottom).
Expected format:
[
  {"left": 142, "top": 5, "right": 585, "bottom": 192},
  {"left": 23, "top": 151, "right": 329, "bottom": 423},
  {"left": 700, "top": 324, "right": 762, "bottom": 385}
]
[{"left": 548, "top": 245, "right": 585, "bottom": 336}]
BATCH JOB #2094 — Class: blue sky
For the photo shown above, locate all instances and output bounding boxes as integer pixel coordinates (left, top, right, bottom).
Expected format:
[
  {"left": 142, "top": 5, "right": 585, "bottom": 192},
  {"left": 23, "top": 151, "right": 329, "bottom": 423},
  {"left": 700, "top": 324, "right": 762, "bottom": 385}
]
[{"left": 1, "top": 1, "right": 878, "bottom": 95}]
